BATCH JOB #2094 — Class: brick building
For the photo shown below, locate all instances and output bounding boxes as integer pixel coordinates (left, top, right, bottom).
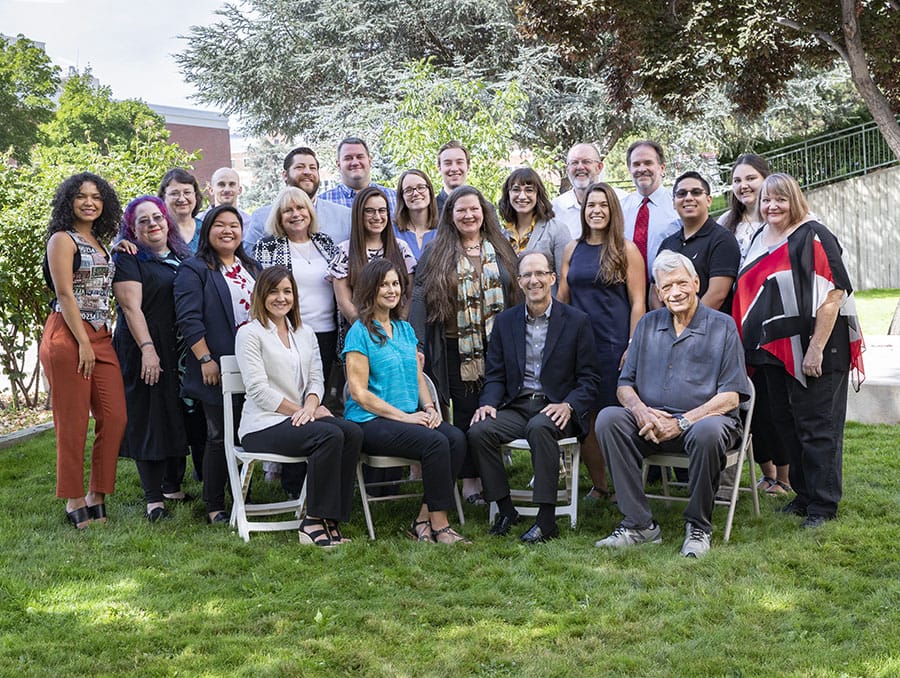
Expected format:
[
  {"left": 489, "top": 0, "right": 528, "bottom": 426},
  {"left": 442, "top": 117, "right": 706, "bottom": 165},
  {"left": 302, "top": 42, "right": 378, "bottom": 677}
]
[{"left": 149, "top": 104, "right": 231, "bottom": 193}]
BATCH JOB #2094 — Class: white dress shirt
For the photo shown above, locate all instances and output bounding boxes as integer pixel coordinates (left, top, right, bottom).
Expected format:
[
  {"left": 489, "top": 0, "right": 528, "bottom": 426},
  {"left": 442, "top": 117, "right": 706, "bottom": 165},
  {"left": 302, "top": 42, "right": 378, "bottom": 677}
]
[{"left": 620, "top": 185, "right": 681, "bottom": 277}]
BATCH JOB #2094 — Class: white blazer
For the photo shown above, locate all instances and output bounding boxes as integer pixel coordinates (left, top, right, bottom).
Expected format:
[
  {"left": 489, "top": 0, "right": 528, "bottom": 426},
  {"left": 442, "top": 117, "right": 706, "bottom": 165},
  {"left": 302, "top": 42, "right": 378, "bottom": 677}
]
[{"left": 235, "top": 318, "right": 325, "bottom": 440}]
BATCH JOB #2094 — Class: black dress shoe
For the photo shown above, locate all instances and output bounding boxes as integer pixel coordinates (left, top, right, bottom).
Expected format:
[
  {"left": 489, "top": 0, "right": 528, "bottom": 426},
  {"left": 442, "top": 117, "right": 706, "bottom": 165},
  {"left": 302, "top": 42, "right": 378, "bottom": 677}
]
[
  {"left": 780, "top": 499, "right": 808, "bottom": 516},
  {"left": 489, "top": 512, "right": 520, "bottom": 536},
  {"left": 519, "top": 522, "right": 559, "bottom": 544},
  {"left": 800, "top": 514, "right": 833, "bottom": 529},
  {"left": 206, "top": 511, "right": 228, "bottom": 525},
  {"left": 147, "top": 507, "right": 170, "bottom": 523}
]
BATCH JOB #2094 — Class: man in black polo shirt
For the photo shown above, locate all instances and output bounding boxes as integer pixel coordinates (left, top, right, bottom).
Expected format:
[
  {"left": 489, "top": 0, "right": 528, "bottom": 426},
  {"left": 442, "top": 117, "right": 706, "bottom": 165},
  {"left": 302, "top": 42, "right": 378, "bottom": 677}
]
[{"left": 649, "top": 171, "right": 740, "bottom": 314}]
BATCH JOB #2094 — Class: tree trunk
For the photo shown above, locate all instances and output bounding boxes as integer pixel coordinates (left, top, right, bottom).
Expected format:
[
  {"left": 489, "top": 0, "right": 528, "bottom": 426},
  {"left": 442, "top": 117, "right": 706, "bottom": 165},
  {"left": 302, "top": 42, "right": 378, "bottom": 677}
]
[{"left": 841, "top": 0, "right": 900, "bottom": 160}]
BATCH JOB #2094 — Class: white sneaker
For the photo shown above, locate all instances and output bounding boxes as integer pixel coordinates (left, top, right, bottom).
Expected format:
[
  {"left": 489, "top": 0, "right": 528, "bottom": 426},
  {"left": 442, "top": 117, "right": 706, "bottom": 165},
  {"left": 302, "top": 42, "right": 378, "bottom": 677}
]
[
  {"left": 595, "top": 521, "right": 662, "bottom": 548},
  {"left": 680, "top": 522, "right": 711, "bottom": 558}
]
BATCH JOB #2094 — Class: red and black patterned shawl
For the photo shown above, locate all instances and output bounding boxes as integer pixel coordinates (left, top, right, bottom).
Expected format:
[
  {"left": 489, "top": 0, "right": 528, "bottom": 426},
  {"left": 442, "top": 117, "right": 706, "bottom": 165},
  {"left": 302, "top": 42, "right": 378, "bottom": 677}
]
[{"left": 732, "top": 220, "right": 864, "bottom": 389}]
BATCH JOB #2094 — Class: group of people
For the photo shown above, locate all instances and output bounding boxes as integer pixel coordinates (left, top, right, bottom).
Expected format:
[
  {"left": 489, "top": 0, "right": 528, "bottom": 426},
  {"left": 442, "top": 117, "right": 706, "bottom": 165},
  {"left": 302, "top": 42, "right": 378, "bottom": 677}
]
[{"left": 40, "top": 135, "right": 863, "bottom": 556}]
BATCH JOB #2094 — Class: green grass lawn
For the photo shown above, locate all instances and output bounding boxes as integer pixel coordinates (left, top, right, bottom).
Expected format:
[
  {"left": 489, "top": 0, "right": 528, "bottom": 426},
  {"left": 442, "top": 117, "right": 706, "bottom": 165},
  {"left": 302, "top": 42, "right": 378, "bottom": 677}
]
[
  {"left": 2, "top": 424, "right": 899, "bottom": 676},
  {"left": 855, "top": 288, "right": 899, "bottom": 335}
]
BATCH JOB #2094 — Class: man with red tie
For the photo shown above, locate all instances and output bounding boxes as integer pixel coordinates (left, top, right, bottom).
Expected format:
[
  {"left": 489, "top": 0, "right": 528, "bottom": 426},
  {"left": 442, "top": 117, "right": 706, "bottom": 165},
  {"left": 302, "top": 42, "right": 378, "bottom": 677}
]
[{"left": 620, "top": 140, "right": 680, "bottom": 280}]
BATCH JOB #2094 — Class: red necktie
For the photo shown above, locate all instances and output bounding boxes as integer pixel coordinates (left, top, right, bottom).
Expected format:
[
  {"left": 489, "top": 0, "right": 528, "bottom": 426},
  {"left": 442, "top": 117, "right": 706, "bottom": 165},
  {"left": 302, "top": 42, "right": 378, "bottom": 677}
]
[{"left": 633, "top": 196, "right": 650, "bottom": 267}]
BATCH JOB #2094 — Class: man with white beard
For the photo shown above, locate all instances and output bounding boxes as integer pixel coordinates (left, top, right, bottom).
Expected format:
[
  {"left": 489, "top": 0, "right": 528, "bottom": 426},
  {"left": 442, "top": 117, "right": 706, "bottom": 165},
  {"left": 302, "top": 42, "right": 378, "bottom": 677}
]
[{"left": 552, "top": 143, "right": 624, "bottom": 240}]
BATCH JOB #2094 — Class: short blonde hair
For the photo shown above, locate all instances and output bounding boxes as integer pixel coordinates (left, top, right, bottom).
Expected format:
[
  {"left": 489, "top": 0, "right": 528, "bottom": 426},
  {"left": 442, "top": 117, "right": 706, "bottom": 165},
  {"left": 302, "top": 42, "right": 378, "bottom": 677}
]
[
  {"left": 761, "top": 173, "right": 809, "bottom": 227},
  {"left": 265, "top": 186, "right": 320, "bottom": 238}
]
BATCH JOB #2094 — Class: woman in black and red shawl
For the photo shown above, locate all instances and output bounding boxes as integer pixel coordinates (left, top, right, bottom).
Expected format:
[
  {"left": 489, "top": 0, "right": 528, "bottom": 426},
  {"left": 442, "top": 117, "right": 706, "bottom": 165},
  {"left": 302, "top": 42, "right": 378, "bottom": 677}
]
[{"left": 732, "top": 173, "right": 864, "bottom": 528}]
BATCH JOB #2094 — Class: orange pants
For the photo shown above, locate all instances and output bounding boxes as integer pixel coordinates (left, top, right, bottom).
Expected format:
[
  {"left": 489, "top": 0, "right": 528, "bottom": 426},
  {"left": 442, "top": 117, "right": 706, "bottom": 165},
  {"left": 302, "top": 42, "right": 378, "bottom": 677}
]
[{"left": 39, "top": 313, "right": 127, "bottom": 498}]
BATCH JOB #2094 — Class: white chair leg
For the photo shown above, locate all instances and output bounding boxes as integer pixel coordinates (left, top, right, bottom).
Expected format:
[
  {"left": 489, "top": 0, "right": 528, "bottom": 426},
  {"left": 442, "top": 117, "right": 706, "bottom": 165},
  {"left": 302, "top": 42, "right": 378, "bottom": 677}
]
[{"left": 357, "top": 462, "right": 376, "bottom": 540}]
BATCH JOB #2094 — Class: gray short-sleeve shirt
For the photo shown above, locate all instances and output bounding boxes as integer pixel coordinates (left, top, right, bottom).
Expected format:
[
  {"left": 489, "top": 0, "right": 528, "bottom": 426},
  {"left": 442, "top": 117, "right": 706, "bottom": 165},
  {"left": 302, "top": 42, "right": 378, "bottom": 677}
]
[{"left": 618, "top": 303, "right": 750, "bottom": 418}]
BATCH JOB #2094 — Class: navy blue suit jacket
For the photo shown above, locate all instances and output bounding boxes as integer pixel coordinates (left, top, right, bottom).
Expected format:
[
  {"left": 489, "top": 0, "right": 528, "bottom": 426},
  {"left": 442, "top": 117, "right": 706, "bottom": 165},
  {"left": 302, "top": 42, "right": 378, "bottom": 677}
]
[
  {"left": 174, "top": 257, "right": 257, "bottom": 405},
  {"left": 479, "top": 300, "right": 602, "bottom": 436}
]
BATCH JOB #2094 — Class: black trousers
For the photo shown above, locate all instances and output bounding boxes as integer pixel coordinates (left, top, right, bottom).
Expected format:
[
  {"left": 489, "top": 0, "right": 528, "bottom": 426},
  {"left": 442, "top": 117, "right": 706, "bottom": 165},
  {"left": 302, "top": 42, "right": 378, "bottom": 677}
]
[
  {"left": 445, "top": 339, "right": 481, "bottom": 479},
  {"left": 241, "top": 416, "right": 361, "bottom": 522},
  {"left": 759, "top": 365, "right": 848, "bottom": 518},
  {"left": 467, "top": 395, "right": 576, "bottom": 506},
  {"left": 135, "top": 458, "right": 187, "bottom": 503},
  {"left": 358, "top": 418, "right": 465, "bottom": 512},
  {"left": 750, "top": 369, "right": 790, "bottom": 466},
  {"left": 201, "top": 397, "right": 241, "bottom": 514}
]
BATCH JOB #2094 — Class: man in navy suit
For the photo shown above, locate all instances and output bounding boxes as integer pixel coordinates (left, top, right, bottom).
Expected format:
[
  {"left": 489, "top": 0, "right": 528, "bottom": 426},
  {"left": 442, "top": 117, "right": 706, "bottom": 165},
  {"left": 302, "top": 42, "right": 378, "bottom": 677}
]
[{"left": 468, "top": 251, "right": 602, "bottom": 543}]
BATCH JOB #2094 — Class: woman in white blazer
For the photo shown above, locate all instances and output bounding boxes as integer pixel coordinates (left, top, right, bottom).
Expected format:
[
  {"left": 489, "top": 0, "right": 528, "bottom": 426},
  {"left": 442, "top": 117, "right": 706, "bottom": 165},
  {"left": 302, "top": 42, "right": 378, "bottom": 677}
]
[{"left": 235, "top": 265, "right": 361, "bottom": 547}]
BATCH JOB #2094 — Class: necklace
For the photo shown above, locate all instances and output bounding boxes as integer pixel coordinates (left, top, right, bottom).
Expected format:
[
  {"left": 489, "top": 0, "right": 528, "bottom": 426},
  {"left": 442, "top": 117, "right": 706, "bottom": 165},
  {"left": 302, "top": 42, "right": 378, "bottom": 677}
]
[{"left": 291, "top": 239, "right": 313, "bottom": 264}]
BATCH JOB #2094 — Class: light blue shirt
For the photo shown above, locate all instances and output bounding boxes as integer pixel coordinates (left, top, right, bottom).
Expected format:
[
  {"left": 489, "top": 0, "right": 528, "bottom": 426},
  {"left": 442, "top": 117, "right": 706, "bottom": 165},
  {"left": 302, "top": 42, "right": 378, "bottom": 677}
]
[
  {"left": 319, "top": 182, "right": 398, "bottom": 215},
  {"left": 621, "top": 185, "right": 680, "bottom": 278},
  {"left": 393, "top": 226, "right": 436, "bottom": 261},
  {"left": 342, "top": 319, "right": 419, "bottom": 423}
]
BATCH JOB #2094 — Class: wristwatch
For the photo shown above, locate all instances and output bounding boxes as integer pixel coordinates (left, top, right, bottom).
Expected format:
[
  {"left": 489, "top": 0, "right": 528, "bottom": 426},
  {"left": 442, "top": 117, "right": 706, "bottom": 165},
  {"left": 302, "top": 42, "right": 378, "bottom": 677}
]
[
  {"left": 675, "top": 414, "right": 692, "bottom": 432},
  {"left": 199, "top": 353, "right": 214, "bottom": 364}
]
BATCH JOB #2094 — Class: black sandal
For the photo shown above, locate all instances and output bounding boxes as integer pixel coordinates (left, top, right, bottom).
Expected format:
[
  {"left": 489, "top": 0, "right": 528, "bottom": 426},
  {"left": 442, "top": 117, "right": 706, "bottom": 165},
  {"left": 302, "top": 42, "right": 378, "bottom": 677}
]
[
  {"left": 326, "top": 520, "right": 351, "bottom": 544},
  {"left": 431, "top": 525, "right": 472, "bottom": 545},
  {"left": 406, "top": 518, "right": 434, "bottom": 543},
  {"left": 299, "top": 518, "right": 334, "bottom": 547},
  {"left": 65, "top": 506, "right": 91, "bottom": 530},
  {"left": 87, "top": 503, "right": 107, "bottom": 522}
]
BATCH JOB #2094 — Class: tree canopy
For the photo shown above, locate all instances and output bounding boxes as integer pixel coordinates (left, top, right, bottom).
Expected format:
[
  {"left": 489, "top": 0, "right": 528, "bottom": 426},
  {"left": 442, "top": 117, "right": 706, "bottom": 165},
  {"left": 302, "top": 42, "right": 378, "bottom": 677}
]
[
  {"left": 517, "top": 0, "right": 900, "bottom": 158},
  {"left": 40, "top": 71, "right": 166, "bottom": 150},
  {"left": 0, "top": 35, "right": 60, "bottom": 160},
  {"left": 176, "top": 0, "right": 631, "bottom": 158}
]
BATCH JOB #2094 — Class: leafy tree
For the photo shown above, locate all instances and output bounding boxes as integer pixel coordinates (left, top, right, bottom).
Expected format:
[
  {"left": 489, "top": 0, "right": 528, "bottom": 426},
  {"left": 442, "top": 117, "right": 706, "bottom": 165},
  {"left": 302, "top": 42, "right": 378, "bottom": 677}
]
[
  {"left": 41, "top": 70, "right": 166, "bottom": 150},
  {"left": 0, "top": 127, "right": 197, "bottom": 409},
  {"left": 240, "top": 137, "right": 293, "bottom": 211},
  {"left": 381, "top": 61, "right": 533, "bottom": 202},
  {"left": 0, "top": 35, "right": 59, "bottom": 160},
  {"left": 175, "top": 0, "right": 630, "bottom": 160},
  {"left": 517, "top": 0, "right": 900, "bottom": 159}
]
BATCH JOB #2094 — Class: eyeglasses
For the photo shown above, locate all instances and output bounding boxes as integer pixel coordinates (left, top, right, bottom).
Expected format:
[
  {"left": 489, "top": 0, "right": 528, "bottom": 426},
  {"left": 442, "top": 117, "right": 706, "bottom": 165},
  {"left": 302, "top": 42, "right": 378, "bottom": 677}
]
[
  {"left": 566, "top": 159, "right": 598, "bottom": 168},
  {"left": 674, "top": 188, "right": 708, "bottom": 199},
  {"left": 510, "top": 185, "right": 536, "bottom": 195},
  {"left": 402, "top": 185, "right": 429, "bottom": 197},
  {"left": 363, "top": 207, "right": 389, "bottom": 217},
  {"left": 517, "top": 270, "right": 552, "bottom": 280},
  {"left": 165, "top": 190, "right": 195, "bottom": 200},
  {"left": 136, "top": 214, "right": 167, "bottom": 228}
]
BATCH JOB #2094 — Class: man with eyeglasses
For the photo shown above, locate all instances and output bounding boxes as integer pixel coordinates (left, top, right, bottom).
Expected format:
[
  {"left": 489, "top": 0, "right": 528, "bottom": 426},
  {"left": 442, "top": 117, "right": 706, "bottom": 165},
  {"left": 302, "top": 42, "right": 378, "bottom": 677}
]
[
  {"left": 319, "top": 137, "right": 397, "bottom": 215},
  {"left": 621, "top": 140, "right": 680, "bottom": 279},
  {"left": 649, "top": 171, "right": 740, "bottom": 314},
  {"left": 244, "top": 146, "right": 352, "bottom": 252},
  {"left": 468, "top": 251, "right": 601, "bottom": 544},
  {"left": 435, "top": 141, "right": 471, "bottom": 216},
  {"left": 552, "top": 143, "right": 625, "bottom": 239}
]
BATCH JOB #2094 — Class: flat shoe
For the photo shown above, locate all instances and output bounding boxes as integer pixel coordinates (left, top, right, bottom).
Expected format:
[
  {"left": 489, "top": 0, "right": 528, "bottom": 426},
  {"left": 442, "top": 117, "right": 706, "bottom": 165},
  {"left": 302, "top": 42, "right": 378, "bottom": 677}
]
[
  {"left": 583, "top": 486, "right": 611, "bottom": 503},
  {"left": 765, "top": 480, "right": 793, "bottom": 495},
  {"left": 299, "top": 517, "right": 335, "bottom": 547},
  {"left": 87, "top": 503, "right": 108, "bottom": 522},
  {"left": 406, "top": 518, "right": 435, "bottom": 543},
  {"left": 756, "top": 476, "right": 777, "bottom": 492},
  {"left": 465, "top": 493, "right": 486, "bottom": 506},
  {"left": 147, "top": 507, "right": 170, "bottom": 523},
  {"left": 206, "top": 511, "right": 229, "bottom": 525},
  {"left": 431, "top": 525, "right": 471, "bottom": 545},
  {"left": 65, "top": 506, "right": 91, "bottom": 530},
  {"left": 163, "top": 492, "right": 196, "bottom": 503}
]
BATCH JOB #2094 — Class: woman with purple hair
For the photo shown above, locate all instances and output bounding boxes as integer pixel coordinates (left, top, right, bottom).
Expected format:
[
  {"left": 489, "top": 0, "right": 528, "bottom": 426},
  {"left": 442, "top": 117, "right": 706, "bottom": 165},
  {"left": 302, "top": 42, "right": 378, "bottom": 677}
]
[{"left": 112, "top": 196, "right": 193, "bottom": 521}]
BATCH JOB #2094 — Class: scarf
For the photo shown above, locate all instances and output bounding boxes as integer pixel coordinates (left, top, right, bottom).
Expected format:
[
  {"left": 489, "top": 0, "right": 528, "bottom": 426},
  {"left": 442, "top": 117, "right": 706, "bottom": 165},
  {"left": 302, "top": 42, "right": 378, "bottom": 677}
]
[{"left": 456, "top": 239, "right": 506, "bottom": 382}]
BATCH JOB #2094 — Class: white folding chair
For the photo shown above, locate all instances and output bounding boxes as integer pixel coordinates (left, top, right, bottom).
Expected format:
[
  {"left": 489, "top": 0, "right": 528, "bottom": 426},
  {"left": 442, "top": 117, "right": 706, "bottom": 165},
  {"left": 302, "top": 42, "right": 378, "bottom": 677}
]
[
  {"left": 348, "top": 374, "right": 465, "bottom": 539},
  {"left": 641, "top": 381, "right": 759, "bottom": 542},
  {"left": 488, "top": 437, "right": 582, "bottom": 529},
  {"left": 221, "top": 355, "right": 308, "bottom": 542}
]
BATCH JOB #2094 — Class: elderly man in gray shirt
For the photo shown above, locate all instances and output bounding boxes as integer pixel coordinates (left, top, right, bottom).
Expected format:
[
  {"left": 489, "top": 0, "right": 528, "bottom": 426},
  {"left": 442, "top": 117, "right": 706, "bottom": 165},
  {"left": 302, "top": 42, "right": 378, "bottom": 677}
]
[{"left": 594, "top": 250, "right": 750, "bottom": 558}]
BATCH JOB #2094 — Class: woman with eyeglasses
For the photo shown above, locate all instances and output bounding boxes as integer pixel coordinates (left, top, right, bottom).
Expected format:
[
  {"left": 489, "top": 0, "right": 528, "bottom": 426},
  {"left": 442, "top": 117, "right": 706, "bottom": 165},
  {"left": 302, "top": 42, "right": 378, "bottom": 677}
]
[
  {"left": 557, "top": 182, "right": 646, "bottom": 502},
  {"left": 394, "top": 169, "right": 438, "bottom": 260},
  {"left": 328, "top": 186, "right": 415, "bottom": 329},
  {"left": 497, "top": 167, "right": 571, "bottom": 286},
  {"left": 112, "top": 196, "right": 192, "bottom": 522},
  {"left": 158, "top": 168, "right": 204, "bottom": 253},
  {"left": 410, "top": 186, "right": 521, "bottom": 505}
]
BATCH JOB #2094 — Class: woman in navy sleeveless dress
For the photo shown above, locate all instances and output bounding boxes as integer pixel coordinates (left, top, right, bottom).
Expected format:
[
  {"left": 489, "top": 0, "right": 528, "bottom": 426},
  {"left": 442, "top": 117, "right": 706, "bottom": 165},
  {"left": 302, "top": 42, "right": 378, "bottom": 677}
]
[{"left": 558, "top": 182, "right": 646, "bottom": 501}]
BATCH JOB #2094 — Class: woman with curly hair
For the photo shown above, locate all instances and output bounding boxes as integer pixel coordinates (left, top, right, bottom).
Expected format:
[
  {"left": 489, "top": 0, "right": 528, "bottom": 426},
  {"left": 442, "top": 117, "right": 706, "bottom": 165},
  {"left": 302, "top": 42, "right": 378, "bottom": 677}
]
[
  {"left": 40, "top": 172, "right": 128, "bottom": 529},
  {"left": 113, "top": 196, "right": 192, "bottom": 522},
  {"left": 557, "top": 182, "right": 646, "bottom": 502},
  {"left": 409, "top": 185, "right": 521, "bottom": 504}
]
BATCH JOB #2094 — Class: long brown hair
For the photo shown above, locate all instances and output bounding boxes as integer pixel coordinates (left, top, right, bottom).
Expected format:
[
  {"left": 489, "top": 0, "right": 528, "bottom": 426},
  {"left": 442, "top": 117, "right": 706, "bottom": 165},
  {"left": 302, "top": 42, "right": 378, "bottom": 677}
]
[
  {"left": 421, "top": 185, "right": 520, "bottom": 323},
  {"left": 395, "top": 169, "right": 437, "bottom": 232},
  {"left": 721, "top": 153, "right": 770, "bottom": 233},
  {"left": 249, "top": 265, "right": 301, "bottom": 329},
  {"left": 348, "top": 186, "right": 408, "bottom": 291},
  {"left": 354, "top": 258, "right": 406, "bottom": 345},
  {"left": 580, "top": 182, "right": 628, "bottom": 285}
]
